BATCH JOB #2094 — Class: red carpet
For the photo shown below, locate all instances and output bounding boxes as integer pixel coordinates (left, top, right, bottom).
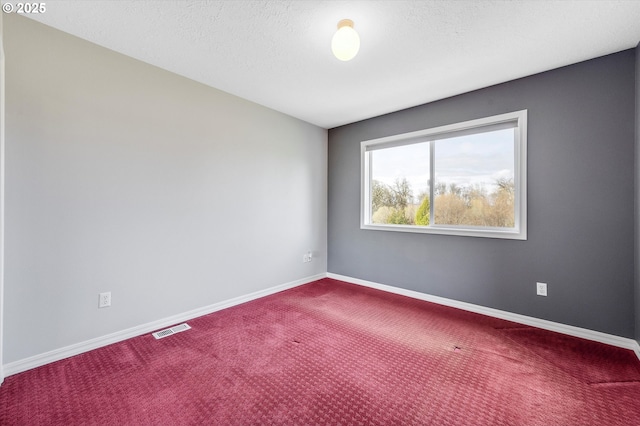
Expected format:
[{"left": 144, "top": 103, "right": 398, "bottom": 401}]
[{"left": 1, "top": 278, "right": 640, "bottom": 425}]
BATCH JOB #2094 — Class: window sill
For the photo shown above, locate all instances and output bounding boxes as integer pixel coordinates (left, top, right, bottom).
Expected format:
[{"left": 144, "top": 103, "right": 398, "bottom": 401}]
[{"left": 360, "top": 223, "right": 527, "bottom": 240}]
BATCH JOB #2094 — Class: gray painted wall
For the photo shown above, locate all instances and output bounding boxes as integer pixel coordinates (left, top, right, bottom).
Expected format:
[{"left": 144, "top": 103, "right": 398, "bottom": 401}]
[
  {"left": 4, "top": 15, "right": 327, "bottom": 364},
  {"left": 329, "top": 49, "right": 636, "bottom": 338},
  {"left": 0, "top": 10, "right": 6, "bottom": 382},
  {"left": 636, "top": 42, "right": 640, "bottom": 343}
]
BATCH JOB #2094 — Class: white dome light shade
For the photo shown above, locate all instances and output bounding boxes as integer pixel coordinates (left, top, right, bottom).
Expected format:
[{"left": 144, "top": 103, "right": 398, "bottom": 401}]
[{"left": 331, "top": 19, "right": 360, "bottom": 61}]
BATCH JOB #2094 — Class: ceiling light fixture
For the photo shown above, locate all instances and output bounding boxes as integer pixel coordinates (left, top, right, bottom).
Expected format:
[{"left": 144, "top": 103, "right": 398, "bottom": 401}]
[{"left": 331, "top": 19, "right": 360, "bottom": 61}]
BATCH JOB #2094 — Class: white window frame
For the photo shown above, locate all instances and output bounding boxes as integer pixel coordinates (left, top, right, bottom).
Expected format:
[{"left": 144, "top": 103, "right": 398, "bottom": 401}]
[{"left": 361, "top": 110, "right": 527, "bottom": 240}]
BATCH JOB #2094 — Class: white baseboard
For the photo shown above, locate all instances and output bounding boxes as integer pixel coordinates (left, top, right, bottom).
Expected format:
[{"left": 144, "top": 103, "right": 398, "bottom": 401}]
[
  {"left": 327, "top": 273, "right": 640, "bottom": 361},
  {"left": 3, "top": 273, "right": 325, "bottom": 377},
  {"left": 5, "top": 271, "right": 639, "bottom": 377}
]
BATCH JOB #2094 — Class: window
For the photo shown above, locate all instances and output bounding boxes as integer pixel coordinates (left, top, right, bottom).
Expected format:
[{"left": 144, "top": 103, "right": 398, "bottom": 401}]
[{"left": 361, "top": 110, "right": 527, "bottom": 240}]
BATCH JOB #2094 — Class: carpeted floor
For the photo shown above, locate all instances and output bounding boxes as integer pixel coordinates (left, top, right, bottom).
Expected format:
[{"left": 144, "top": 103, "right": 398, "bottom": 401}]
[{"left": 1, "top": 278, "right": 640, "bottom": 425}]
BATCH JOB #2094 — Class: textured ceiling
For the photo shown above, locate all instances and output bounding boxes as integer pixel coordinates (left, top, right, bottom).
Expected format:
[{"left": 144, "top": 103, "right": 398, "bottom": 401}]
[{"left": 23, "top": 0, "right": 640, "bottom": 129}]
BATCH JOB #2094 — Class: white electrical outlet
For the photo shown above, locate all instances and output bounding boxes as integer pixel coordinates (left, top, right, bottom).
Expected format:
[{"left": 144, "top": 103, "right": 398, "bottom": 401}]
[
  {"left": 536, "top": 282, "right": 548, "bottom": 297},
  {"left": 99, "top": 291, "right": 111, "bottom": 308},
  {"left": 302, "top": 251, "right": 313, "bottom": 263}
]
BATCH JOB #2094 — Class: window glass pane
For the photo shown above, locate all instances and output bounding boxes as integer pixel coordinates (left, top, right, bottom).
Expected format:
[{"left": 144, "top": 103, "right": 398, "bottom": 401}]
[
  {"left": 433, "top": 128, "right": 515, "bottom": 228},
  {"left": 370, "top": 142, "right": 430, "bottom": 226}
]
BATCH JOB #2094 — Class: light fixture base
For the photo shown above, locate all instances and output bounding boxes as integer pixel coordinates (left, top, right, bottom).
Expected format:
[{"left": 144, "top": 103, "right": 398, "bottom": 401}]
[{"left": 337, "top": 19, "right": 354, "bottom": 30}]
